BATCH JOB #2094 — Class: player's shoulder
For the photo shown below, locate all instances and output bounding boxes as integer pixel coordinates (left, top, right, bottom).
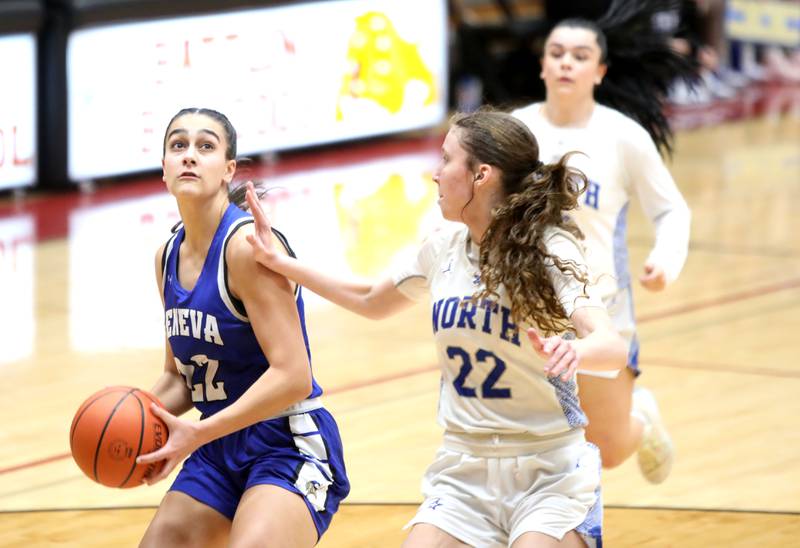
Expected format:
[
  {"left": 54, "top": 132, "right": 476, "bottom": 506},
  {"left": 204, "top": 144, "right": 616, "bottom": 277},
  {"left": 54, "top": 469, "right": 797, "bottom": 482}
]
[
  {"left": 510, "top": 102, "right": 543, "bottom": 124},
  {"left": 225, "top": 217, "right": 292, "bottom": 269},
  {"left": 595, "top": 105, "right": 651, "bottom": 143},
  {"left": 154, "top": 241, "right": 167, "bottom": 267},
  {"left": 222, "top": 216, "right": 261, "bottom": 271},
  {"left": 542, "top": 225, "right": 585, "bottom": 255},
  {"left": 423, "top": 221, "right": 464, "bottom": 251},
  {"left": 154, "top": 225, "right": 181, "bottom": 268},
  {"left": 224, "top": 215, "right": 254, "bottom": 248},
  {"left": 543, "top": 224, "right": 577, "bottom": 242}
]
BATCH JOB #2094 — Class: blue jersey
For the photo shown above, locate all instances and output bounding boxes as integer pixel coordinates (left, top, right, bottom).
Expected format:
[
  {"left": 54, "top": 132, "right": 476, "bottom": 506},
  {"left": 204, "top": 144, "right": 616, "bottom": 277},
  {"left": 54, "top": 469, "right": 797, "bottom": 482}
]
[{"left": 161, "top": 202, "right": 323, "bottom": 417}]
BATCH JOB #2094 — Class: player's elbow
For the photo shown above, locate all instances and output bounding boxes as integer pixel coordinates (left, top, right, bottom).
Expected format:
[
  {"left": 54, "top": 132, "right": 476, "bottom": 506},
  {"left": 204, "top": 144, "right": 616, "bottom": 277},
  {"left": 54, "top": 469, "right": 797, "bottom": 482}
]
[
  {"left": 674, "top": 200, "right": 691, "bottom": 228},
  {"left": 361, "top": 306, "right": 390, "bottom": 321},
  {"left": 280, "top": 361, "right": 313, "bottom": 402},
  {"left": 358, "top": 293, "right": 391, "bottom": 320},
  {"left": 293, "top": 368, "right": 314, "bottom": 400},
  {"left": 284, "top": 378, "right": 312, "bottom": 405}
]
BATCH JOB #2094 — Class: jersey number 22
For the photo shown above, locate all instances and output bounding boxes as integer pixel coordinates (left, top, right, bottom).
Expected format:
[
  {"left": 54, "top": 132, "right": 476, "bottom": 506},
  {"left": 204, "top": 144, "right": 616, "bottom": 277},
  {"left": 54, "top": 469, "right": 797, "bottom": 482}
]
[
  {"left": 174, "top": 354, "right": 228, "bottom": 402},
  {"left": 447, "top": 346, "right": 511, "bottom": 398}
]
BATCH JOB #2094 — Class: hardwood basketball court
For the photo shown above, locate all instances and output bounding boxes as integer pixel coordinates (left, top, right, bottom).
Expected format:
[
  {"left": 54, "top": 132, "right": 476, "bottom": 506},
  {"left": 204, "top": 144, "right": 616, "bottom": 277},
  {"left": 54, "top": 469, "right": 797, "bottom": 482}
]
[{"left": 0, "top": 96, "right": 798, "bottom": 546}]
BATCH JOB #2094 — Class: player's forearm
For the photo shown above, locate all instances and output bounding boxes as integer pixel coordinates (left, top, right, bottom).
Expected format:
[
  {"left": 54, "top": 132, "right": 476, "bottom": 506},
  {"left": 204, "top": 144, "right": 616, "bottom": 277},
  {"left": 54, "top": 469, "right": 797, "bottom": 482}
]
[
  {"left": 271, "top": 254, "right": 386, "bottom": 319},
  {"left": 572, "top": 327, "right": 627, "bottom": 372},
  {"left": 193, "top": 365, "right": 311, "bottom": 445},
  {"left": 151, "top": 370, "right": 193, "bottom": 416},
  {"left": 648, "top": 204, "right": 691, "bottom": 283}
]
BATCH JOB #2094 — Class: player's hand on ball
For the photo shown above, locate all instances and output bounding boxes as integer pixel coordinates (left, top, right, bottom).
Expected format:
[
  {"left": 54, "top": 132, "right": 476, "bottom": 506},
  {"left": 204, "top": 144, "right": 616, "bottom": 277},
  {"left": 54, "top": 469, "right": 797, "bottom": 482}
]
[
  {"left": 527, "top": 328, "right": 580, "bottom": 382},
  {"left": 137, "top": 404, "right": 202, "bottom": 485}
]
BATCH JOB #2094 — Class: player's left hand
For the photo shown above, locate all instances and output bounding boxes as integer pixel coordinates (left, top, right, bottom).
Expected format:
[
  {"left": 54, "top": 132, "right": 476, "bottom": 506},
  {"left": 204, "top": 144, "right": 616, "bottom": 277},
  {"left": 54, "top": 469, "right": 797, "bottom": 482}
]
[
  {"left": 244, "top": 181, "right": 283, "bottom": 271},
  {"left": 527, "top": 328, "right": 580, "bottom": 382},
  {"left": 137, "top": 403, "right": 203, "bottom": 485},
  {"left": 639, "top": 262, "right": 667, "bottom": 292}
]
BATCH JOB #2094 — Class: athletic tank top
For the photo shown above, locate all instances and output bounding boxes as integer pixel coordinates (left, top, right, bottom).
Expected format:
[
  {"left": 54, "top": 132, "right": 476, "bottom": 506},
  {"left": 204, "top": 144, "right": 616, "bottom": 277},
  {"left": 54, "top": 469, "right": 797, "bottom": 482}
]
[{"left": 162, "top": 202, "right": 322, "bottom": 417}]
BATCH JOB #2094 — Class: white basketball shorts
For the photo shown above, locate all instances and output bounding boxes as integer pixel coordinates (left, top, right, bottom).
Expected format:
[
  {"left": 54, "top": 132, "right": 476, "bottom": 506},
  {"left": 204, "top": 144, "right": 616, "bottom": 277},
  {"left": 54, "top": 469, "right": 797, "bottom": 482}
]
[{"left": 405, "top": 431, "right": 602, "bottom": 547}]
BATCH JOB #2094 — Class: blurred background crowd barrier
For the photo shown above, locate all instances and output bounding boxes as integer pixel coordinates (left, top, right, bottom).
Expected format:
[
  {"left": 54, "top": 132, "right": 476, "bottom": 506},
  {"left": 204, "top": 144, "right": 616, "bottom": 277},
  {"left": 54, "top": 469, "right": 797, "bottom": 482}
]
[{"left": 0, "top": 0, "right": 797, "bottom": 192}]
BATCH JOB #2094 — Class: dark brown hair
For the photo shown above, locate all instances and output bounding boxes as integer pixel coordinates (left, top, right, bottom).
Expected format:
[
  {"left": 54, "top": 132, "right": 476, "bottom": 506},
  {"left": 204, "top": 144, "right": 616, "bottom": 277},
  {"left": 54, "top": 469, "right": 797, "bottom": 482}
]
[{"left": 547, "top": 0, "right": 698, "bottom": 156}]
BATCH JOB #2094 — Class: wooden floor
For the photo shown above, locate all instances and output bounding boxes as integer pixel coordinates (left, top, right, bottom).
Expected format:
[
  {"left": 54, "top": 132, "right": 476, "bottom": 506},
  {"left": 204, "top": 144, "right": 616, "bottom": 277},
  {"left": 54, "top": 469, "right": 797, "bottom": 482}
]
[
  {"left": 0, "top": 108, "right": 799, "bottom": 546},
  {"left": 2, "top": 506, "right": 799, "bottom": 547}
]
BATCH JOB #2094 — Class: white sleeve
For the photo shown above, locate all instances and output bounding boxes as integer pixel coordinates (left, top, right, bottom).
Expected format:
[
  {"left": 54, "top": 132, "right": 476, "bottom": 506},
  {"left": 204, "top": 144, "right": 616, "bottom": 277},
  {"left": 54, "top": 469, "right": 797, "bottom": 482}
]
[
  {"left": 623, "top": 126, "right": 691, "bottom": 284},
  {"left": 544, "top": 230, "right": 605, "bottom": 317},
  {"left": 389, "top": 229, "right": 447, "bottom": 302}
]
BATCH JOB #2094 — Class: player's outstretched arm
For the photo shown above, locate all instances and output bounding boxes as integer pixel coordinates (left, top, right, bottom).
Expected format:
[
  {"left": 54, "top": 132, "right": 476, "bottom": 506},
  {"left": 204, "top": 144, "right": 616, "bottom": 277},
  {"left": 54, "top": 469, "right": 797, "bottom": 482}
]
[{"left": 244, "top": 182, "right": 414, "bottom": 320}]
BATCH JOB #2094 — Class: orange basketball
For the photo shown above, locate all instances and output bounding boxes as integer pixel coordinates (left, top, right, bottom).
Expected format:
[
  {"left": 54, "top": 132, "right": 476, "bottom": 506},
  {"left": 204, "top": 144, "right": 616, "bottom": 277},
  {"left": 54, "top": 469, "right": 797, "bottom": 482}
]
[{"left": 69, "top": 386, "right": 169, "bottom": 488}]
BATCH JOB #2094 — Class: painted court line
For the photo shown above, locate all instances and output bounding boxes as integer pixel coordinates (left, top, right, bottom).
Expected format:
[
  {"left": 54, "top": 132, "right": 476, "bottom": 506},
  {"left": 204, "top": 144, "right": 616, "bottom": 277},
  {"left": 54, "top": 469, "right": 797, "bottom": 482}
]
[
  {"left": 638, "top": 278, "right": 800, "bottom": 324},
  {"left": 643, "top": 357, "right": 797, "bottom": 378}
]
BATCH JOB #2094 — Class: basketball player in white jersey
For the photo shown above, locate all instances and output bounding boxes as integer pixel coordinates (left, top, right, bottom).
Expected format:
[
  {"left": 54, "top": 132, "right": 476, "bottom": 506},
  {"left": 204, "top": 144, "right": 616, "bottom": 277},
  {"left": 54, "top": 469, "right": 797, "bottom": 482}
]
[
  {"left": 245, "top": 109, "right": 627, "bottom": 547},
  {"left": 512, "top": 4, "right": 693, "bottom": 484}
]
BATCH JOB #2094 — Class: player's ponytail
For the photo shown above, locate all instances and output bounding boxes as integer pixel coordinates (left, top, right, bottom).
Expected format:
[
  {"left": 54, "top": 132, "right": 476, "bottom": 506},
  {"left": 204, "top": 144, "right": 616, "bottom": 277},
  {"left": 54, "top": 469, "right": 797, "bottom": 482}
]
[
  {"left": 228, "top": 179, "right": 267, "bottom": 210},
  {"left": 552, "top": 0, "right": 699, "bottom": 156},
  {"left": 479, "top": 151, "right": 589, "bottom": 333},
  {"left": 452, "top": 108, "right": 591, "bottom": 333}
]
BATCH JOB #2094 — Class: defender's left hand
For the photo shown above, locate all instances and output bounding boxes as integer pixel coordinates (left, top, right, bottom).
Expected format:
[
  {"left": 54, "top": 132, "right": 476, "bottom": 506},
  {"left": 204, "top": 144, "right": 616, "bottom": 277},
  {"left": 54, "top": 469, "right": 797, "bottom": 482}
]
[{"left": 527, "top": 328, "right": 580, "bottom": 382}]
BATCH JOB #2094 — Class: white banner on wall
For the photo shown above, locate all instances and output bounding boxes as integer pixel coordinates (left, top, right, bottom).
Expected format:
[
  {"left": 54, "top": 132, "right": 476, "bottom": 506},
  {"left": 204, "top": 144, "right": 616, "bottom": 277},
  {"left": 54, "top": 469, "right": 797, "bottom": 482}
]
[
  {"left": 0, "top": 34, "right": 36, "bottom": 190},
  {"left": 68, "top": 194, "right": 181, "bottom": 352},
  {"left": 0, "top": 214, "right": 35, "bottom": 363},
  {"left": 66, "top": 150, "right": 441, "bottom": 351},
  {"left": 67, "top": 0, "right": 448, "bottom": 181}
]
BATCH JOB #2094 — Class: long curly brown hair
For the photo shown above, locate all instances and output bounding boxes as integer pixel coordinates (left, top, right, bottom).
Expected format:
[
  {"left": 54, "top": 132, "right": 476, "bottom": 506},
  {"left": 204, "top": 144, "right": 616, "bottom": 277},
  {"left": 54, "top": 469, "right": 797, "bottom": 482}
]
[{"left": 452, "top": 109, "right": 590, "bottom": 333}]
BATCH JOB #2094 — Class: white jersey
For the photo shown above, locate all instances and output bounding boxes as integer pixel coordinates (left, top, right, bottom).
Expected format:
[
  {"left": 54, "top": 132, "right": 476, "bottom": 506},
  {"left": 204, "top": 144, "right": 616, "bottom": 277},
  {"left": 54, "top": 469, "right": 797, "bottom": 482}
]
[
  {"left": 512, "top": 103, "right": 691, "bottom": 298},
  {"left": 391, "top": 224, "right": 604, "bottom": 437}
]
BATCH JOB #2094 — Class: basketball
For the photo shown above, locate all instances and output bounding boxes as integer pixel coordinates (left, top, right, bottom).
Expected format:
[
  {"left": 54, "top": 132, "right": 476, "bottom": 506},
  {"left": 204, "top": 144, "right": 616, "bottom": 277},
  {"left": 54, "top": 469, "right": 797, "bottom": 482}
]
[{"left": 69, "top": 386, "right": 169, "bottom": 488}]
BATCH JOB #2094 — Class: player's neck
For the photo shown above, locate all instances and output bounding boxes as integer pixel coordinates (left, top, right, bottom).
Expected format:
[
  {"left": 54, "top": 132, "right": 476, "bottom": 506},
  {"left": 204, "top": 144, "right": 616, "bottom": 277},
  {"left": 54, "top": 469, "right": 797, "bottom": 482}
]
[
  {"left": 466, "top": 214, "right": 492, "bottom": 249},
  {"left": 177, "top": 196, "right": 228, "bottom": 253},
  {"left": 462, "top": 192, "right": 495, "bottom": 247},
  {"left": 542, "top": 96, "right": 596, "bottom": 128}
]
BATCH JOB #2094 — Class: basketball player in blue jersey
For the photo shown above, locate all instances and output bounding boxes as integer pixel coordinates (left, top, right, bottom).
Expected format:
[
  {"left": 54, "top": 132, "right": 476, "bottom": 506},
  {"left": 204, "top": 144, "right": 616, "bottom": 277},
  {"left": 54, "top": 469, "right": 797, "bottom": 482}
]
[
  {"left": 512, "top": 2, "right": 694, "bottom": 484},
  {"left": 245, "top": 109, "right": 627, "bottom": 547},
  {"left": 134, "top": 108, "right": 349, "bottom": 548}
]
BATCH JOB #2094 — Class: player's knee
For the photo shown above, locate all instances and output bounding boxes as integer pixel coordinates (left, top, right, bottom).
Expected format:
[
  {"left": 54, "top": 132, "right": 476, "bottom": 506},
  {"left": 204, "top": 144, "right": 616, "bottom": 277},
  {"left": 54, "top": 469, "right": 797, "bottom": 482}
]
[
  {"left": 230, "top": 521, "right": 317, "bottom": 548},
  {"left": 586, "top": 432, "right": 631, "bottom": 469},
  {"left": 140, "top": 515, "right": 212, "bottom": 548},
  {"left": 598, "top": 447, "right": 629, "bottom": 469}
]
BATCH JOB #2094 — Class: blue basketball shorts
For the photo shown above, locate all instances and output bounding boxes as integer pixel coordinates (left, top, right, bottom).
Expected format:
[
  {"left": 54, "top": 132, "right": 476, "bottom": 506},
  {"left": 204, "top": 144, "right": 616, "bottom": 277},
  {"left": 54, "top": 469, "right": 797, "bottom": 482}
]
[{"left": 170, "top": 406, "right": 349, "bottom": 540}]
